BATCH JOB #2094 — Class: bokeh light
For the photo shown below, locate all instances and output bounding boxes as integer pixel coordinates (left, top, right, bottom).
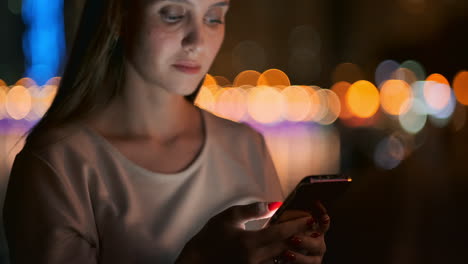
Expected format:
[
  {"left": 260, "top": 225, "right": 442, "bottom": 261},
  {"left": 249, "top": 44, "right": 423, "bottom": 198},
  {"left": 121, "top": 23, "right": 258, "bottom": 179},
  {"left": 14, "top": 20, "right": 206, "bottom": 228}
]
[
  {"left": 214, "top": 76, "right": 232, "bottom": 87},
  {"left": 257, "top": 69, "right": 291, "bottom": 87},
  {"left": 203, "top": 74, "right": 217, "bottom": 86},
  {"left": 331, "top": 81, "right": 354, "bottom": 119},
  {"left": 375, "top": 60, "right": 400, "bottom": 87},
  {"left": 347, "top": 80, "right": 380, "bottom": 118},
  {"left": 399, "top": 99, "right": 427, "bottom": 134},
  {"left": 332, "top": 63, "right": 364, "bottom": 84},
  {"left": 247, "top": 86, "right": 285, "bottom": 124},
  {"left": 423, "top": 81, "right": 451, "bottom": 112},
  {"left": 453, "top": 71, "right": 468, "bottom": 105},
  {"left": 391, "top": 67, "right": 418, "bottom": 85},
  {"left": 5, "top": 86, "right": 32, "bottom": 120},
  {"left": 316, "top": 89, "right": 341, "bottom": 125},
  {"left": 282, "top": 86, "right": 312, "bottom": 122},
  {"left": 400, "top": 60, "right": 426, "bottom": 81},
  {"left": 380, "top": 80, "right": 413, "bottom": 116},
  {"left": 214, "top": 87, "right": 248, "bottom": 122},
  {"left": 0, "top": 87, "right": 7, "bottom": 120},
  {"left": 233, "top": 70, "right": 261, "bottom": 87},
  {"left": 195, "top": 85, "right": 219, "bottom": 112},
  {"left": 374, "top": 135, "right": 406, "bottom": 170}
]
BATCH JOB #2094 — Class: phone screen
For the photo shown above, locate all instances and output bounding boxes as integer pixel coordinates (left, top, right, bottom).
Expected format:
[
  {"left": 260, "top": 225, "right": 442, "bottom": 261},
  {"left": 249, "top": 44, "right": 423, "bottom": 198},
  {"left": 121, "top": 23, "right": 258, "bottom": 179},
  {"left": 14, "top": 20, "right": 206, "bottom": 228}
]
[{"left": 265, "top": 175, "right": 352, "bottom": 226}]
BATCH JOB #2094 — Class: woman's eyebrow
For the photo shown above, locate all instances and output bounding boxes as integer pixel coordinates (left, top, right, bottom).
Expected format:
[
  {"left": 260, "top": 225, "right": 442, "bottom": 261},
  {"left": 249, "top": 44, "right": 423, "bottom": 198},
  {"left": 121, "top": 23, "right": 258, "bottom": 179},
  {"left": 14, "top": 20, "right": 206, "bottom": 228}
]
[{"left": 154, "top": 0, "right": 230, "bottom": 8}]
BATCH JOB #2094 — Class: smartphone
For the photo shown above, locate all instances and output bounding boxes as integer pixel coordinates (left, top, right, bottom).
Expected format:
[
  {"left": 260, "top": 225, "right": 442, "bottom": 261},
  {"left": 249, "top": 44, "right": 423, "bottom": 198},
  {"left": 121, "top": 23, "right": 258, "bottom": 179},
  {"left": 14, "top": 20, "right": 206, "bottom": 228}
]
[{"left": 265, "top": 174, "right": 352, "bottom": 226}]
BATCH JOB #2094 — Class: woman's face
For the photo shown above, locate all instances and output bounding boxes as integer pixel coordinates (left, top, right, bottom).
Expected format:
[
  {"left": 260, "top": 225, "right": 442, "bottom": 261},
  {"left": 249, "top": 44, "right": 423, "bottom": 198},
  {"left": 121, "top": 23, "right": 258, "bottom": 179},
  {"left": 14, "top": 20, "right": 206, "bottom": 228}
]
[{"left": 126, "top": 0, "right": 229, "bottom": 96}]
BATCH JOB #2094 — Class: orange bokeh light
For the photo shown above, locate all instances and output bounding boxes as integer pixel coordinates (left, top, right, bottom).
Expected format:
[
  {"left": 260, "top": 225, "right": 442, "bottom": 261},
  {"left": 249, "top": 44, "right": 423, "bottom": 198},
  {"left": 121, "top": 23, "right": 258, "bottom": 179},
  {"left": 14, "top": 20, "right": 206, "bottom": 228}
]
[
  {"left": 331, "top": 81, "right": 353, "bottom": 119},
  {"left": 346, "top": 80, "right": 380, "bottom": 118},
  {"left": 380, "top": 80, "right": 413, "bottom": 116},
  {"left": 233, "top": 70, "right": 261, "bottom": 87},
  {"left": 453, "top": 71, "right": 468, "bottom": 106},
  {"left": 426, "top": 73, "right": 450, "bottom": 85},
  {"left": 282, "top": 86, "right": 312, "bottom": 122},
  {"left": 247, "top": 86, "right": 285, "bottom": 124},
  {"left": 214, "top": 87, "right": 247, "bottom": 122},
  {"left": 257, "top": 69, "right": 291, "bottom": 87},
  {"left": 203, "top": 74, "right": 217, "bottom": 86},
  {"left": 214, "top": 76, "right": 232, "bottom": 87}
]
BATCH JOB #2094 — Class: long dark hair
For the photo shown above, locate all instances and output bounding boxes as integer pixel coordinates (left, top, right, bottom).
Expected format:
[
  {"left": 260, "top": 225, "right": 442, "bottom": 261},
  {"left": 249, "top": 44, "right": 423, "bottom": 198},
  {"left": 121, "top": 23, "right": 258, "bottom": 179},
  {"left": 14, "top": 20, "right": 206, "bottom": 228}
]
[{"left": 26, "top": 0, "right": 201, "bottom": 146}]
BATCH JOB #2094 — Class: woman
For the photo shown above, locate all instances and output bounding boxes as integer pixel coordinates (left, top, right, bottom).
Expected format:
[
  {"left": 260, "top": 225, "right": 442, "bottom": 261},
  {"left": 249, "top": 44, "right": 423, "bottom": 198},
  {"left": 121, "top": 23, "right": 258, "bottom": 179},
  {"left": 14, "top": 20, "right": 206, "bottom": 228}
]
[{"left": 3, "top": 0, "right": 330, "bottom": 263}]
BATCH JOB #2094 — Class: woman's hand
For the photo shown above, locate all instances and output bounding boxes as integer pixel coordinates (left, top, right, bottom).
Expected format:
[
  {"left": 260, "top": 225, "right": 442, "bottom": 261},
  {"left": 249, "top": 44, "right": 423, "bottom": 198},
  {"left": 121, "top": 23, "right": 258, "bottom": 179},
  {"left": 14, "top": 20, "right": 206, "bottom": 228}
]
[
  {"left": 274, "top": 201, "right": 330, "bottom": 264},
  {"left": 175, "top": 202, "right": 318, "bottom": 264}
]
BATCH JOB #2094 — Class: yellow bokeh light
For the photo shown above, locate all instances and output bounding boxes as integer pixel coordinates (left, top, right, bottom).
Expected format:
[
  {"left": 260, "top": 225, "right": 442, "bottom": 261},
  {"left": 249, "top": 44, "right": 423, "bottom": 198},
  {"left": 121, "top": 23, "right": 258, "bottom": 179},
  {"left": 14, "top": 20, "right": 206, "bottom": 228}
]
[
  {"left": 6, "top": 85, "right": 32, "bottom": 120},
  {"left": 331, "top": 81, "right": 353, "bottom": 119},
  {"left": 195, "top": 85, "right": 219, "bottom": 112},
  {"left": 247, "top": 86, "right": 285, "bottom": 124},
  {"left": 282, "top": 86, "right": 312, "bottom": 122},
  {"left": 257, "top": 69, "right": 291, "bottom": 87},
  {"left": 453, "top": 71, "right": 468, "bottom": 105},
  {"left": 316, "top": 89, "right": 341, "bottom": 125},
  {"left": 303, "top": 86, "right": 325, "bottom": 122},
  {"left": 346, "top": 80, "right": 380, "bottom": 118},
  {"left": 233, "top": 70, "right": 261, "bottom": 87},
  {"left": 203, "top": 74, "right": 217, "bottom": 86},
  {"left": 380, "top": 80, "right": 413, "bottom": 116},
  {"left": 214, "top": 87, "right": 248, "bottom": 122}
]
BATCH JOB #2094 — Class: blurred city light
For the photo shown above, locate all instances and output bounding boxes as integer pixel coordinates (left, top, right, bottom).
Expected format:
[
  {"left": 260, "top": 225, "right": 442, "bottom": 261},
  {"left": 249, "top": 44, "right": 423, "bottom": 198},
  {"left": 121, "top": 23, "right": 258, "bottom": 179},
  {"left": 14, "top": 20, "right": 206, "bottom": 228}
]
[
  {"left": 22, "top": 0, "right": 65, "bottom": 85},
  {"left": 346, "top": 80, "right": 380, "bottom": 118}
]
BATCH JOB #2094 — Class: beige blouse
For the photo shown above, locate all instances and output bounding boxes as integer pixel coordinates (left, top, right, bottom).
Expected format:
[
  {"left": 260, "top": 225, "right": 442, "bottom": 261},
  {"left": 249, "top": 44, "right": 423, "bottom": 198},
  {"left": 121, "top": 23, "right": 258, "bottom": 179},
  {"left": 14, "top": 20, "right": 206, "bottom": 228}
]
[{"left": 3, "top": 110, "right": 284, "bottom": 263}]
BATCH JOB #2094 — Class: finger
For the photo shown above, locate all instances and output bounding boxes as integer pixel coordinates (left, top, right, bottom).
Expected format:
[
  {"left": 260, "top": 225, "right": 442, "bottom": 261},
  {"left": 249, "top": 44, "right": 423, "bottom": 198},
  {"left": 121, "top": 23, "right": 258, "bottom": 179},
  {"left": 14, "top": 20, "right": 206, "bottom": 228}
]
[
  {"left": 285, "top": 250, "right": 323, "bottom": 264},
  {"left": 288, "top": 234, "right": 326, "bottom": 257},
  {"left": 255, "top": 240, "right": 289, "bottom": 263},
  {"left": 255, "top": 216, "right": 315, "bottom": 246},
  {"left": 221, "top": 202, "right": 277, "bottom": 226},
  {"left": 318, "top": 214, "right": 331, "bottom": 233}
]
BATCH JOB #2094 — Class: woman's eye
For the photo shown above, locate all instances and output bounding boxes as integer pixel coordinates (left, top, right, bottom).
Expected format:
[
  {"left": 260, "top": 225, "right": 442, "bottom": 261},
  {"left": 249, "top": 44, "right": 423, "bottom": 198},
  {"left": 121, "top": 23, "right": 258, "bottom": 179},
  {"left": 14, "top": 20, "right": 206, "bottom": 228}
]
[
  {"left": 204, "top": 9, "right": 225, "bottom": 25},
  {"left": 159, "top": 5, "right": 186, "bottom": 24},
  {"left": 204, "top": 17, "right": 224, "bottom": 25}
]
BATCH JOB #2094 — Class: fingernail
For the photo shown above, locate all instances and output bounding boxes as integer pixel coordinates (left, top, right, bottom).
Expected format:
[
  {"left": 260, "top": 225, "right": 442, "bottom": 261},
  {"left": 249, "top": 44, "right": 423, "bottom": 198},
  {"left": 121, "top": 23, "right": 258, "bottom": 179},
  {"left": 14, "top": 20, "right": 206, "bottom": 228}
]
[
  {"left": 321, "top": 216, "right": 330, "bottom": 225},
  {"left": 289, "top": 236, "right": 302, "bottom": 247},
  {"left": 306, "top": 217, "right": 316, "bottom": 228},
  {"left": 268, "top": 202, "right": 283, "bottom": 211},
  {"left": 311, "top": 232, "right": 321, "bottom": 238},
  {"left": 283, "top": 250, "right": 296, "bottom": 262}
]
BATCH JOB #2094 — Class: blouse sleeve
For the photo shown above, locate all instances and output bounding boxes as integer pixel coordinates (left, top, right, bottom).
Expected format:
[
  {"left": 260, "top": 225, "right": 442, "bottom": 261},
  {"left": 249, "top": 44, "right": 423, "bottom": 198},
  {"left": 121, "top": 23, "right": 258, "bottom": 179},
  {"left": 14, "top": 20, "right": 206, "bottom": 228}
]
[{"left": 3, "top": 150, "right": 99, "bottom": 264}]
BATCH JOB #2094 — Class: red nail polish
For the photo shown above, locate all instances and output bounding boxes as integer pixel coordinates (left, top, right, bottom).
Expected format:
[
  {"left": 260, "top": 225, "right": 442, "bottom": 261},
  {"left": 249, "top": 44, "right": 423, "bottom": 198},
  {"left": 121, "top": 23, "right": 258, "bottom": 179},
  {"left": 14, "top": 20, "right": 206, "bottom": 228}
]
[
  {"left": 322, "top": 217, "right": 330, "bottom": 225},
  {"left": 283, "top": 251, "right": 296, "bottom": 262},
  {"left": 268, "top": 202, "right": 283, "bottom": 211},
  {"left": 311, "top": 232, "right": 321, "bottom": 238},
  {"left": 306, "top": 217, "right": 316, "bottom": 228},
  {"left": 289, "top": 236, "right": 302, "bottom": 246}
]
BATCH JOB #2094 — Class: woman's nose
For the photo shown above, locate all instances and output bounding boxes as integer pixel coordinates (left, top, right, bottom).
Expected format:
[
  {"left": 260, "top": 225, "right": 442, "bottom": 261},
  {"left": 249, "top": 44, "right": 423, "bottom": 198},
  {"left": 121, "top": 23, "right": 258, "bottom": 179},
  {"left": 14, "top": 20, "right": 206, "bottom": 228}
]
[{"left": 182, "top": 21, "right": 205, "bottom": 55}]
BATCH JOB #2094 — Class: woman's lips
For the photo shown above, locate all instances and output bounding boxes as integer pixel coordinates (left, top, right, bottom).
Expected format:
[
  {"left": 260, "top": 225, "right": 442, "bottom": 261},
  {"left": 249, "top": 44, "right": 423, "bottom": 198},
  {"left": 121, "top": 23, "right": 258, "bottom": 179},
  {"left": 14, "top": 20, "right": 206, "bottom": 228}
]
[{"left": 172, "top": 62, "right": 202, "bottom": 74}]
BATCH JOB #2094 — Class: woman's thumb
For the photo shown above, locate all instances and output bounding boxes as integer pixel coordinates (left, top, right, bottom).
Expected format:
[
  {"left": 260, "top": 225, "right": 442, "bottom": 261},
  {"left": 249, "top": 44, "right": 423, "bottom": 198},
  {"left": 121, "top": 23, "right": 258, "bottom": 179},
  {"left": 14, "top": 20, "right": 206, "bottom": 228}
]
[{"left": 226, "top": 202, "right": 282, "bottom": 225}]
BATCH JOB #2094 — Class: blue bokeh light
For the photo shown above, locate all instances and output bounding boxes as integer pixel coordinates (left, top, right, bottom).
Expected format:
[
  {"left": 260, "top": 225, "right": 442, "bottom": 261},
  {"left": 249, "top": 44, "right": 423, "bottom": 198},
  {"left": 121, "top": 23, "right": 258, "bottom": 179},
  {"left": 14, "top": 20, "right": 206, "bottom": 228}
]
[{"left": 22, "top": 0, "right": 65, "bottom": 85}]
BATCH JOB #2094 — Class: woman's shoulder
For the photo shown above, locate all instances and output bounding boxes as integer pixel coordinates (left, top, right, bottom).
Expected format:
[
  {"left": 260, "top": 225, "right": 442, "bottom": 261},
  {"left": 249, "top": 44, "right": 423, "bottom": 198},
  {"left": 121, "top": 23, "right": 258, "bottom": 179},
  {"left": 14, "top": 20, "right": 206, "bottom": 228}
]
[
  {"left": 202, "top": 109, "right": 263, "bottom": 141},
  {"left": 22, "top": 122, "right": 101, "bottom": 167}
]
